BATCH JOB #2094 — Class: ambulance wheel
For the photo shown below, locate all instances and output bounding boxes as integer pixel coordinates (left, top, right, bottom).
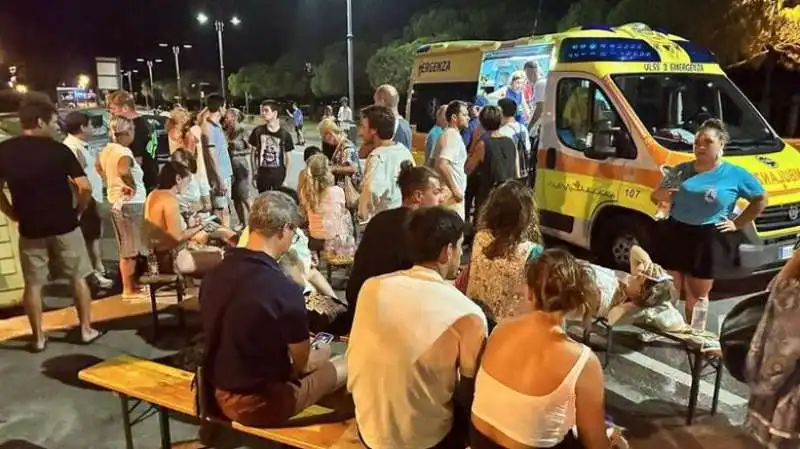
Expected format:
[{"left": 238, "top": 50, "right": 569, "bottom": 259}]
[{"left": 595, "top": 213, "right": 655, "bottom": 270}]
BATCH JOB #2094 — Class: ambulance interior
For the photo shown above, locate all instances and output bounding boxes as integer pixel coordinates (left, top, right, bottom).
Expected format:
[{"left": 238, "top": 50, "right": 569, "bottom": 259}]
[{"left": 612, "top": 74, "right": 781, "bottom": 153}]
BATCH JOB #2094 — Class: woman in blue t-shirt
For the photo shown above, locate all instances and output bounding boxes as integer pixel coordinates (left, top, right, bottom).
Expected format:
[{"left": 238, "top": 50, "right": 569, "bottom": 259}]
[{"left": 650, "top": 119, "right": 767, "bottom": 320}]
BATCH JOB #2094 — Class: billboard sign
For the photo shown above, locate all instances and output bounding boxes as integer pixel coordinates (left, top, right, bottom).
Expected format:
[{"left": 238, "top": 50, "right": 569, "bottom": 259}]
[{"left": 95, "top": 57, "right": 121, "bottom": 91}]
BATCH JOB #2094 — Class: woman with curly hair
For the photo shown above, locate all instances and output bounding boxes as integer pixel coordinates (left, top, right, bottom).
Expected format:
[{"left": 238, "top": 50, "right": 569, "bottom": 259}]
[
  {"left": 471, "top": 249, "right": 618, "bottom": 449},
  {"left": 466, "top": 180, "right": 543, "bottom": 324}
]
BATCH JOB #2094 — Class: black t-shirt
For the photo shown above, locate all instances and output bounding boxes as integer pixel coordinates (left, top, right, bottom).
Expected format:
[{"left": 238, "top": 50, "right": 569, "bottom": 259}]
[
  {"left": 131, "top": 116, "right": 158, "bottom": 191},
  {"left": 0, "top": 136, "right": 85, "bottom": 238},
  {"left": 200, "top": 248, "right": 309, "bottom": 393},
  {"left": 345, "top": 207, "right": 412, "bottom": 328},
  {"left": 248, "top": 125, "right": 294, "bottom": 172}
]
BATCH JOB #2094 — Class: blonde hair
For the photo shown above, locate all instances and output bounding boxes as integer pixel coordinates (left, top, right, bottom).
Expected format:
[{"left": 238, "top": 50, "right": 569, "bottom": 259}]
[
  {"left": 108, "top": 115, "right": 135, "bottom": 144},
  {"left": 300, "top": 154, "right": 334, "bottom": 213},
  {"left": 525, "top": 249, "right": 598, "bottom": 314},
  {"left": 107, "top": 91, "right": 136, "bottom": 110},
  {"left": 167, "top": 109, "right": 191, "bottom": 134},
  {"left": 318, "top": 118, "right": 343, "bottom": 137}
]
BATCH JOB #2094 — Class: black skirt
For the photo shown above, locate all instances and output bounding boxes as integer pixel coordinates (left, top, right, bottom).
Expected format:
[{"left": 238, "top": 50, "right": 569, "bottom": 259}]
[{"left": 657, "top": 217, "right": 744, "bottom": 280}]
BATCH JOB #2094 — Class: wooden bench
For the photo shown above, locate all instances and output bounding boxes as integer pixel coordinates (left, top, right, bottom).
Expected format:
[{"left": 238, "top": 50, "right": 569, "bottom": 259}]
[
  {"left": 589, "top": 318, "right": 723, "bottom": 425},
  {"left": 78, "top": 355, "right": 351, "bottom": 449}
]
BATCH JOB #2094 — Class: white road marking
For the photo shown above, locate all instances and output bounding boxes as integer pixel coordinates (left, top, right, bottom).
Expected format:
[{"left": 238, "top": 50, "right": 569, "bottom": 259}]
[{"left": 587, "top": 329, "right": 748, "bottom": 407}]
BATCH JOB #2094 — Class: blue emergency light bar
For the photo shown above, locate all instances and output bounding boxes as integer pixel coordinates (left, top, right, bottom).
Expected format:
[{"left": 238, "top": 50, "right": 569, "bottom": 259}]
[
  {"left": 673, "top": 40, "right": 717, "bottom": 63},
  {"left": 559, "top": 37, "right": 660, "bottom": 63}
]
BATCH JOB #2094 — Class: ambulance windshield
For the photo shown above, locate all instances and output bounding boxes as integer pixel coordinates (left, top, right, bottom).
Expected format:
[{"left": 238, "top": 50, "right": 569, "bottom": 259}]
[{"left": 612, "top": 73, "right": 781, "bottom": 153}]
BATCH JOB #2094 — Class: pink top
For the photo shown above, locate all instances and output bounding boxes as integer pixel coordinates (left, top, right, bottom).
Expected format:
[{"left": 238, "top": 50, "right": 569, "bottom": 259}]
[{"left": 305, "top": 186, "right": 348, "bottom": 240}]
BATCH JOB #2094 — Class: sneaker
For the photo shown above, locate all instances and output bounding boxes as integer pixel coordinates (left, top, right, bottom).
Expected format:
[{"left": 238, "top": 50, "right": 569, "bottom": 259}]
[{"left": 93, "top": 272, "right": 114, "bottom": 289}]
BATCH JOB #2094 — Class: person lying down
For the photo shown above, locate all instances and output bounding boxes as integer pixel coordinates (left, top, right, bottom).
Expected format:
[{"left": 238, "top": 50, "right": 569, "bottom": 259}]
[{"left": 569, "top": 245, "right": 688, "bottom": 339}]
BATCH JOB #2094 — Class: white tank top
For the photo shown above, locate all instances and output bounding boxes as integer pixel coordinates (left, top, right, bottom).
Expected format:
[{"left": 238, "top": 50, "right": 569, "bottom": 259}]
[
  {"left": 471, "top": 345, "right": 591, "bottom": 447},
  {"left": 98, "top": 143, "right": 146, "bottom": 204}
]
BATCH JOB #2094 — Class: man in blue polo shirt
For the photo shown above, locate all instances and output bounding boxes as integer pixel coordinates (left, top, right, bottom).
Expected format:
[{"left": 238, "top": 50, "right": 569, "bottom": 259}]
[{"left": 200, "top": 191, "right": 346, "bottom": 427}]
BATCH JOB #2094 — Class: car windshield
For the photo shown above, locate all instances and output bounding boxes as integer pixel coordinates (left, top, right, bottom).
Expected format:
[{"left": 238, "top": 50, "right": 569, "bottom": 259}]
[{"left": 612, "top": 73, "right": 781, "bottom": 153}]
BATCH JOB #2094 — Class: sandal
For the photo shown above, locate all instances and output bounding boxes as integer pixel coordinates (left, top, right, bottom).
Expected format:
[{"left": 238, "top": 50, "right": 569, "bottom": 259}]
[
  {"left": 79, "top": 330, "right": 107, "bottom": 345},
  {"left": 29, "top": 337, "right": 48, "bottom": 353}
]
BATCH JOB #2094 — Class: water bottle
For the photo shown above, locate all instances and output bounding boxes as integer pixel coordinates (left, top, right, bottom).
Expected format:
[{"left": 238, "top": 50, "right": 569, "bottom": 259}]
[
  {"left": 147, "top": 252, "right": 160, "bottom": 276},
  {"left": 690, "top": 297, "right": 709, "bottom": 332}
]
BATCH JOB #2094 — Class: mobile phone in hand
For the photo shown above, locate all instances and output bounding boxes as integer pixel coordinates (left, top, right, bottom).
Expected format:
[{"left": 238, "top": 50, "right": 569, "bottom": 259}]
[{"left": 312, "top": 332, "right": 334, "bottom": 348}]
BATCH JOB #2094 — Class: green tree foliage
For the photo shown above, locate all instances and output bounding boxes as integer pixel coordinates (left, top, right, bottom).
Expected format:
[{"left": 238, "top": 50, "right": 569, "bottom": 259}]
[
  {"left": 310, "top": 40, "right": 376, "bottom": 97},
  {"left": 558, "top": 0, "right": 616, "bottom": 31}
]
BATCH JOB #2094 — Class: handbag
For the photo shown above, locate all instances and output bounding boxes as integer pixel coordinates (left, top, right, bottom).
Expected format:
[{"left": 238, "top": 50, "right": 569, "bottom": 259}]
[
  {"left": 720, "top": 290, "right": 768, "bottom": 383},
  {"left": 343, "top": 175, "right": 360, "bottom": 210},
  {"left": 334, "top": 140, "right": 360, "bottom": 209}
]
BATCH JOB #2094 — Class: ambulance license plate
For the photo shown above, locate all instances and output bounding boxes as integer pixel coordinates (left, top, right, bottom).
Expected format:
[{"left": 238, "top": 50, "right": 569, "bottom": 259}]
[{"left": 781, "top": 245, "right": 794, "bottom": 260}]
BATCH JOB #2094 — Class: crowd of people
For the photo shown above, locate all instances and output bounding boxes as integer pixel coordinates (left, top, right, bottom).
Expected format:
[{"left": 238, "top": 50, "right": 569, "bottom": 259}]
[{"left": 0, "top": 77, "right": 795, "bottom": 448}]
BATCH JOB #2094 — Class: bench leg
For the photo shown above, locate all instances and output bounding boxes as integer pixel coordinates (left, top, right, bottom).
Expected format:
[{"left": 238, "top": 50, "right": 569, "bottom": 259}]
[
  {"left": 149, "top": 285, "right": 160, "bottom": 339},
  {"left": 118, "top": 394, "right": 134, "bottom": 449},
  {"left": 711, "top": 359, "right": 723, "bottom": 415},
  {"left": 158, "top": 406, "right": 172, "bottom": 449},
  {"left": 686, "top": 352, "right": 704, "bottom": 425},
  {"left": 176, "top": 281, "right": 185, "bottom": 329},
  {"left": 603, "top": 326, "right": 614, "bottom": 369}
]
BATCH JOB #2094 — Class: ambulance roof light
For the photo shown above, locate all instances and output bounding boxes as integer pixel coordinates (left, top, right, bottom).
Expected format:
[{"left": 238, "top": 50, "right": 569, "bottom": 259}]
[{"left": 559, "top": 37, "right": 660, "bottom": 63}]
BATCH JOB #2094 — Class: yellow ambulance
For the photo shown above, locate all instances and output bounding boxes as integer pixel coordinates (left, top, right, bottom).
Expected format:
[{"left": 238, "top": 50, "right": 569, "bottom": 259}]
[{"left": 407, "top": 23, "right": 800, "bottom": 277}]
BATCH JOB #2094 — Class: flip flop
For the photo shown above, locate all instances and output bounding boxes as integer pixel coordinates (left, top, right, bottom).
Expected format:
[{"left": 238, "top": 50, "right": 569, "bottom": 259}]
[
  {"left": 29, "top": 337, "right": 48, "bottom": 353},
  {"left": 79, "top": 330, "right": 107, "bottom": 345}
]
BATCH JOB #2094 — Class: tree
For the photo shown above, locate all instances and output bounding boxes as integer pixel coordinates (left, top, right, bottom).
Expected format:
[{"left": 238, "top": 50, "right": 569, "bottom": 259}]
[
  {"left": 366, "top": 39, "right": 431, "bottom": 93},
  {"left": 558, "top": 0, "right": 617, "bottom": 31},
  {"left": 310, "top": 40, "right": 376, "bottom": 97}
]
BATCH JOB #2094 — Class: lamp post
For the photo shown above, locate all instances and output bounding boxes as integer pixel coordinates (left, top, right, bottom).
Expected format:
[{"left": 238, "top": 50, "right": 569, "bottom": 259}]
[
  {"left": 136, "top": 58, "right": 162, "bottom": 110},
  {"left": 345, "top": 0, "right": 355, "bottom": 111},
  {"left": 159, "top": 43, "right": 192, "bottom": 106},
  {"left": 197, "top": 12, "right": 241, "bottom": 104},
  {"left": 121, "top": 69, "right": 138, "bottom": 93}
]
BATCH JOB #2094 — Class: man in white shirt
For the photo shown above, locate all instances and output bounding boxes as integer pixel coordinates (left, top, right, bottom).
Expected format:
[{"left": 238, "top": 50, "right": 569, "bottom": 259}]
[
  {"left": 62, "top": 112, "right": 114, "bottom": 289},
  {"left": 497, "top": 98, "right": 533, "bottom": 182},
  {"left": 348, "top": 206, "right": 487, "bottom": 449},
  {"left": 435, "top": 100, "right": 470, "bottom": 218},
  {"left": 524, "top": 60, "right": 547, "bottom": 135},
  {"left": 357, "top": 105, "right": 415, "bottom": 221}
]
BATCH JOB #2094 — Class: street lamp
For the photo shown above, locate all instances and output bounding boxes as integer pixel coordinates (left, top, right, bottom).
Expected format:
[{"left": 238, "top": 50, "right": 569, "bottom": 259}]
[
  {"left": 136, "top": 58, "right": 162, "bottom": 110},
  {"left": 196, "top": 12, "right": 241, "bottom": 103},
  {"left": 77, "top": 74, "right": 90, "bottom": 89},
  {"left": 159, "top": 43, "right": 192, "bottom": 105},
  {"left": 345, "top": 0, "right": 354, "bottom": 112},
  {"left": 121, "top": 69, "right": 139, "bottom": 93}
]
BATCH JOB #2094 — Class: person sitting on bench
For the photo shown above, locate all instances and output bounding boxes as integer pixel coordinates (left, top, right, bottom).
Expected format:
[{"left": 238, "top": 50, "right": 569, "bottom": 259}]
[
  {"left": 200, "top": 191, "right": 347, "bottom": 427},
  {"left": 143, "top": 161, "right": 237, "bottom": 275}
]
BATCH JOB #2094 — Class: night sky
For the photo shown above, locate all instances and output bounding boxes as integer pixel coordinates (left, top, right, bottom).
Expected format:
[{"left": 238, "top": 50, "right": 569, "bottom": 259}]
[{"left": 0, "top": 0, "right": 416, "bottom": 91}]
